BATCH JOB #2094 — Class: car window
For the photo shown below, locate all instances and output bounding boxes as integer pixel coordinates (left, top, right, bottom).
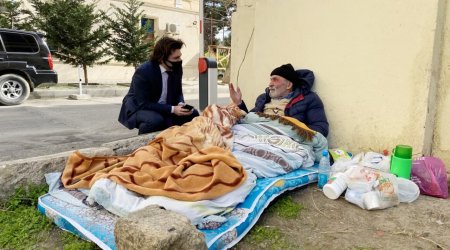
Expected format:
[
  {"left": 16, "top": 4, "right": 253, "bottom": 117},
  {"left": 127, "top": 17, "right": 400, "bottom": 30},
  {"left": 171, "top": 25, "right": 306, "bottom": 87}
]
[{"left": 0, "top": 32, "right": 39, "bottom": 53}]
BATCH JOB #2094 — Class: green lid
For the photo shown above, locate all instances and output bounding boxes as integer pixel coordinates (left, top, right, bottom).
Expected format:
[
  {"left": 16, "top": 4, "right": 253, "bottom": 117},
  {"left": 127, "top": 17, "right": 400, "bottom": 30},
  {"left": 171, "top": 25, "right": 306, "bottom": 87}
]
[{"left": 394, "top": 145, "right": 412, "bottom": 159}]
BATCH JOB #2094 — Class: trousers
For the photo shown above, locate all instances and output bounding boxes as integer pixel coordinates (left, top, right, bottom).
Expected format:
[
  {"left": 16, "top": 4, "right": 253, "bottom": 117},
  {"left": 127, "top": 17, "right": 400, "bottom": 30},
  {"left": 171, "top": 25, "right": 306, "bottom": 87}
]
[{"left": 136, "top": 109, "right": 199, "bottom": 135}]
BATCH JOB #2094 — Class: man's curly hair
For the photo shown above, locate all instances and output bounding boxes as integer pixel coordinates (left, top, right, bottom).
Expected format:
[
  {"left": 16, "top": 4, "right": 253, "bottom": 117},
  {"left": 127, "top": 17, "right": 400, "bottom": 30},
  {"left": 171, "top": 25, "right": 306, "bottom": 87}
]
[{"left": 150, "top": 36, "right": 185, "bottom": 63}]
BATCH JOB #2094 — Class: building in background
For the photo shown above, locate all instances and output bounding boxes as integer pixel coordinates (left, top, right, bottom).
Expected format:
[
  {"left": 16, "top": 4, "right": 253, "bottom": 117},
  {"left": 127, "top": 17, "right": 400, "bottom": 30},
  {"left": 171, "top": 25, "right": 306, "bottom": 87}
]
[{"left": 51, "top": 0, "right": 200, "bottom": 84}]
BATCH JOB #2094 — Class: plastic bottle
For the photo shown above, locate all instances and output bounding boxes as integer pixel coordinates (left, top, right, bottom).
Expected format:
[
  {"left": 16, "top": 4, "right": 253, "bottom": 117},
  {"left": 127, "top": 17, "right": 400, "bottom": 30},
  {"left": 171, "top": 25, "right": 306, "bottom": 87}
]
[{"left": 318, "top": 150, "right": 331, "bottom": 189}]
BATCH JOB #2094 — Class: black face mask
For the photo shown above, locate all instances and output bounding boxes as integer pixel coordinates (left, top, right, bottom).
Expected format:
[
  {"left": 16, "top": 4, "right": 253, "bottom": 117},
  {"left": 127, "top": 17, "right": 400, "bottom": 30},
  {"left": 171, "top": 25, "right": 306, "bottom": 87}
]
[{"left": 166, "top": 60, "right": 182, "bottom": 71}]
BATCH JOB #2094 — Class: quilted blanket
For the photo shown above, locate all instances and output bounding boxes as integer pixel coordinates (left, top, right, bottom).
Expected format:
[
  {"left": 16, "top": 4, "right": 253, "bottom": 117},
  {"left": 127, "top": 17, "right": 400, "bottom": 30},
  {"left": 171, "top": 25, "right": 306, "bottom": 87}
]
[{"left": 237, "top": 112, "right": 328, "bottom": 161}]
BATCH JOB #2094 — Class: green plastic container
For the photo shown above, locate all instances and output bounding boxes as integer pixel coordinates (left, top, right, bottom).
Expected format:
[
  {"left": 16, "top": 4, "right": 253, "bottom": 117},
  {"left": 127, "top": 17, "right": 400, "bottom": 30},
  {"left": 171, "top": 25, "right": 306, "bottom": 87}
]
[{"left": 390, "top": 155, "right": 412, "bottom": 179}]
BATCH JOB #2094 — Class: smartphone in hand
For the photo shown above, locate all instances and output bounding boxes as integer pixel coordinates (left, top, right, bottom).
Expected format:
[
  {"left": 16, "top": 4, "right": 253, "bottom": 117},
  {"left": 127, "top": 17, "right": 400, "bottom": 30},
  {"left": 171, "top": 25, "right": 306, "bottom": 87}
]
[{"left": 182, "top": 104, "right": 194, "bottom": 111}]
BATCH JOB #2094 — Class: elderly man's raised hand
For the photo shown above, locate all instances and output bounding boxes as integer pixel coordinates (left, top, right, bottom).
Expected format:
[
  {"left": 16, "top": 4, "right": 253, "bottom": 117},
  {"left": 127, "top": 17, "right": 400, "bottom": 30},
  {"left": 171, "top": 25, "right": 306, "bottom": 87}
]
[{"left": 229, "top": 83, "right": 242, "bottom": 105}]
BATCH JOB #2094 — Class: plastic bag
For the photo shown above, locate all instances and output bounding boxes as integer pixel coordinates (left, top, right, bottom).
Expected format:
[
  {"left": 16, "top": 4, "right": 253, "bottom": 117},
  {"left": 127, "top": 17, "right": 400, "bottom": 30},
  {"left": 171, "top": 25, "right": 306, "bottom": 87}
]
[
  {"left": 330, "top": 153, "right": 362, "bottom": 175},
  {"left": 346, "top": 166, "right": 378, "bottom": 193},
  {"left": 345, "top": 166, "right": 399, "bottom": 210},
  {"left": 411, "top": 157, "right": 448, "bottom": 199},
  {"left": 361, "top": 151, "right": 390, "bottom": 172},
  {"left": 397, "top": 178, "right": 420, "bottom": 203}
]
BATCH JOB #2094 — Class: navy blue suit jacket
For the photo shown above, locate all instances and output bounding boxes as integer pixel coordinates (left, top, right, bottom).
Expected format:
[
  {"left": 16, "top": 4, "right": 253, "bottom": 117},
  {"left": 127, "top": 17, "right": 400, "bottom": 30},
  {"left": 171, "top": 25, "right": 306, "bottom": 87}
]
[{"left": 118, "top": 60, "right": 183, "bottom": 129}]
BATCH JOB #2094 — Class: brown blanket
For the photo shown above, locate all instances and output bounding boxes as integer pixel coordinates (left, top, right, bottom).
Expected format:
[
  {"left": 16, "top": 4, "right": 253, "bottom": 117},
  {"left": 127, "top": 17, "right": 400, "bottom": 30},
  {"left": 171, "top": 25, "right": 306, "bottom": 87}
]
[{"left": 61, "top": 104, "right": 248, "bottom": 201}]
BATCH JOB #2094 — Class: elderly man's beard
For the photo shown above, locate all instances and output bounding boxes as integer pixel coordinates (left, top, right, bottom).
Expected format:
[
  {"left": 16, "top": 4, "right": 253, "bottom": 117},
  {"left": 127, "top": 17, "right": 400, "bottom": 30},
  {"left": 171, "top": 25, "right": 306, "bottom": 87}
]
[{"left": 268, "top": 87, "right": 287, "bottom": 99}]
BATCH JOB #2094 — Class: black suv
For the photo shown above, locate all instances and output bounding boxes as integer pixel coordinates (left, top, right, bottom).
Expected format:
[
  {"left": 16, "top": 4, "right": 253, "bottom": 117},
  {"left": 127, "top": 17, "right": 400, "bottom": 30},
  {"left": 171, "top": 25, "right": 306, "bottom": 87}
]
[{"left": 0, "top": 28, "right": 58, "bottom": 105}]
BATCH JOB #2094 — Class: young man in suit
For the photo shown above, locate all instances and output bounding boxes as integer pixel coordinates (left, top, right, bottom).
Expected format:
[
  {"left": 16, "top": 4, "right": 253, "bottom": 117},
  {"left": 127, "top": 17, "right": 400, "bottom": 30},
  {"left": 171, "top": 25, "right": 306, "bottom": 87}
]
[{"left": 119, "top": 37, "right": 199, "bottom": 134}]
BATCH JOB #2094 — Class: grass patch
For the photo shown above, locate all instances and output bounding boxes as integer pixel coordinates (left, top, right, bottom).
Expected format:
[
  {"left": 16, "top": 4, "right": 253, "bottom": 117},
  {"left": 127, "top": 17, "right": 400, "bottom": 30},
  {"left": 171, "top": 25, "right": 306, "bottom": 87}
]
[
  {"left": 267, "top": 194, "right": 304, "bottom": 219},
  {"left": 0, "top": 184, "right": 52, "bottom": 249},
  {"left": 0, "top": 184, "right": 99, "bottom": 250},
  {"left": 0, "top": 205, "right": 53, "bottom": 249},
  {"left": 246, "top": 225, "right": 291, "bottom": 249},
  {"left": 62, "top": 232, "right": 100, "bottom": 250}
]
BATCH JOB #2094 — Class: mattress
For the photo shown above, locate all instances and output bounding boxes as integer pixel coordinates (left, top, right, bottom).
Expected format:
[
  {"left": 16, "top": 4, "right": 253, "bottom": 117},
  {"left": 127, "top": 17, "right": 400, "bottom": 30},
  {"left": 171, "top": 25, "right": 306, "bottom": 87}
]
[{"left": 38, "top": 166, "right": 318, "bottom": 250}]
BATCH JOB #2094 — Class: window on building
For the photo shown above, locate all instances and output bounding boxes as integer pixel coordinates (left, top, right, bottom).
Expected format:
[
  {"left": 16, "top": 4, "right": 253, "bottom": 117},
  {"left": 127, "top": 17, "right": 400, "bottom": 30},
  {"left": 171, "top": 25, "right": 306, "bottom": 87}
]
[
  {"left": 0, "top": 32, "right": 39, "bottom": 53},
  {"left": 175, "top": 0, "right": 182, "bottom": 8},
  {"left": 141, "top": 17, "right": 155, "bottom": 39}
]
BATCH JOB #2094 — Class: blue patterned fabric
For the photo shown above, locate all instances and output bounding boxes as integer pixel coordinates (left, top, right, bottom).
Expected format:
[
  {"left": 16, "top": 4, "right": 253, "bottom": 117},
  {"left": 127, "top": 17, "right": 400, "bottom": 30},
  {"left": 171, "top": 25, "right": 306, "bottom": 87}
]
[
  {"left": 38, "top": 194, "right": 118, "bottom": 250},
  {"left": 200, "top": 166, "right": 317, "bottom": 249},
  {"left": 38, "top": 166, "right": 318, "bottom": 250}
]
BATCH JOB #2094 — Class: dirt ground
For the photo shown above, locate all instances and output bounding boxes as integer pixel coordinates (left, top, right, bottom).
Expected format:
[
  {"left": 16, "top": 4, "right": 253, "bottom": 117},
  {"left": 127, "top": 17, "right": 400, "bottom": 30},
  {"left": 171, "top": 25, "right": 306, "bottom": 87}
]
[
  {"left": 33, "top": 183, "right": 449, "bottom": 250},
  {"left": 234, "top": 185, "right": 450, "bottom": 250}
]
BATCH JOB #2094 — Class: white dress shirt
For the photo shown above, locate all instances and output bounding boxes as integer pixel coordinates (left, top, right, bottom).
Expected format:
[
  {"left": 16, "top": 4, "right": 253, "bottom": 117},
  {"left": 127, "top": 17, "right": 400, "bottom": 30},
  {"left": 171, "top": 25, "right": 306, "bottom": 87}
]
[{"left": 158, "top": 64, "right": 176, "bottom": 113}]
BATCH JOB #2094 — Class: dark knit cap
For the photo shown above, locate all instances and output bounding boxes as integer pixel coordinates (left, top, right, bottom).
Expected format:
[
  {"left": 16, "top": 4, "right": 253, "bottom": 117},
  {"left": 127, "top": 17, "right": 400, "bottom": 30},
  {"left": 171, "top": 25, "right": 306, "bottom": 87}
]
[{"left": 270, "top": 63, "right": 299, "bottom": 85}]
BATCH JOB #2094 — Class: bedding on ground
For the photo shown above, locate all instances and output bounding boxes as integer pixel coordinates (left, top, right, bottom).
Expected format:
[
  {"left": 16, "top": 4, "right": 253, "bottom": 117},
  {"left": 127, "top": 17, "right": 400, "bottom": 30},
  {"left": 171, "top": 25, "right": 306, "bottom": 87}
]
[{"left": 39, "top": 105, "right": 328, "bottom": 249}]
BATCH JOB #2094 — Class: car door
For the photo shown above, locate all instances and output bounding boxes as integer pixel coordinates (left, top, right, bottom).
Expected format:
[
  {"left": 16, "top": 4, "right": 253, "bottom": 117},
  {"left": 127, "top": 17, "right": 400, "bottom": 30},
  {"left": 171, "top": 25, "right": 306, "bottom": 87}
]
[{"left": 0, "top": 33, "right": 8, "bottom": 70}]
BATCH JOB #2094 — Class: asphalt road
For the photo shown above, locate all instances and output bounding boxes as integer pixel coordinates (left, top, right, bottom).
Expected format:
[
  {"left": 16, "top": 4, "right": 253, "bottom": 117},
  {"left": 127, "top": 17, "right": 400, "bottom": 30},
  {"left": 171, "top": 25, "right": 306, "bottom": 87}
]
[{"left": 0, "top": 97, "right": 137, "bottom": 162}]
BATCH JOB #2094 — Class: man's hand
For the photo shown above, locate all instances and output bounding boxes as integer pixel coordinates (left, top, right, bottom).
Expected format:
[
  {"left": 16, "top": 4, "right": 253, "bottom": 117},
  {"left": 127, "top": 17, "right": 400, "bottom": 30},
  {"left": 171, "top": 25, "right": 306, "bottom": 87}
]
[
  {"left": 173, "top": 104, "right": 194, "bottom": 116},
  {"left": 229, "top": 83, "right": 242, "bottom": 105}
]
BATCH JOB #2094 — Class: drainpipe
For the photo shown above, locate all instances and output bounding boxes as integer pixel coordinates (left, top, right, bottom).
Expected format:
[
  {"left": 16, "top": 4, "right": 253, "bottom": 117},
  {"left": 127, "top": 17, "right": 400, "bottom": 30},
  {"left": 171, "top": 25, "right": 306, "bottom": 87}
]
[{"left": 423, "top": 0, "right": 447, "bottom": 156}]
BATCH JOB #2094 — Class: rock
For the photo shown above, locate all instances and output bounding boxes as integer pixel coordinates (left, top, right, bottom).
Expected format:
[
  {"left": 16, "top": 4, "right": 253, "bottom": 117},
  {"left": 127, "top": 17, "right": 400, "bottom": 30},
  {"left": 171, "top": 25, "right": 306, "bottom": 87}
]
[{"left": 115, "top": 205, "right": 207, "bottom": 250}]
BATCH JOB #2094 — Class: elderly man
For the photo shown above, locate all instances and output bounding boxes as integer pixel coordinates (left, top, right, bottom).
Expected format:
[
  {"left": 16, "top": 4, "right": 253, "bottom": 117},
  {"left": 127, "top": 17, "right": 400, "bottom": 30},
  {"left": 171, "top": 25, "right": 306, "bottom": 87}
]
[{"left": 229, "top": 63, "right": 329, "bottom": 137}]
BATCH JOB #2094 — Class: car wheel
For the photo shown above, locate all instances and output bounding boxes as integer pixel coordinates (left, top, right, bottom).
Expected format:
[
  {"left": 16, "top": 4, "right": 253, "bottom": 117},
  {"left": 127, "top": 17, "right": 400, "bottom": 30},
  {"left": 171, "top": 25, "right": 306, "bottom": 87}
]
[{"left": 0, "top": 74, "right": 31, "bottom": 106}]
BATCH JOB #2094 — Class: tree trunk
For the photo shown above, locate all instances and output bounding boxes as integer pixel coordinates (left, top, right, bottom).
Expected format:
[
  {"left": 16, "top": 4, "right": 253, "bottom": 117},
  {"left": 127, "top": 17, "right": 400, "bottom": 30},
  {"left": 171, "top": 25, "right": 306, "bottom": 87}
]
[{"left": 83, "top": 64, "right": 89, "bottom": 85}]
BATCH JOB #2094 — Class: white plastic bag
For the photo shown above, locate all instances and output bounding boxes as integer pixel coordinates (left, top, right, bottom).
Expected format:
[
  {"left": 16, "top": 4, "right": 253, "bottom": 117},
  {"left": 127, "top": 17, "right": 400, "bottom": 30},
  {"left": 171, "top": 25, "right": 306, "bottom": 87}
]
[
  {"left": 330, "top": 153, "right": 362, "bottom": 175},
  {"left": 345, "top": 166, "right": 399, "bottom": 210},
  {"left": 397, "top": 177, "right": 420, "bottom": 203},
  {"left": 361, "top": 152, "right": 390, "bottom": 172},
  {"left": 346, "top": 166, "right": 378, "bottom": 193},
  {"left": 345, "top": 189, "right": 366, "bottom": 209}
]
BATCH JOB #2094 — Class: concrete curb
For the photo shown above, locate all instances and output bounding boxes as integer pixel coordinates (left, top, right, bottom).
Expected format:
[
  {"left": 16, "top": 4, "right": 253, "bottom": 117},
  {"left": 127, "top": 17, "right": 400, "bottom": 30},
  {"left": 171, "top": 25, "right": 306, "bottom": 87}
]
[
  {"left": 0, "top": 147, "right": 115, "bottom": 200},
  {"left": 30, "top": 87, "right": 129, "bottom": 99},
  {"left": 31, "top": 83, "right": 229, "bottom": 99},
  {"left": 0, "top": 132, "right": 157, "bottom": 201}
]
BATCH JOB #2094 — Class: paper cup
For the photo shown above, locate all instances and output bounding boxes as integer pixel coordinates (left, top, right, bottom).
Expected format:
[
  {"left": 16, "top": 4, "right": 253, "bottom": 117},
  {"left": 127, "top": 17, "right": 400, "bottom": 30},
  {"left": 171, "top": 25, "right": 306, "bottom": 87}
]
[
  {"left": 323, "top": 173, "right": 348, "bottom": 199},
  {"left": 362, "top": 191, "right": 381, "bottom": 210}
]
